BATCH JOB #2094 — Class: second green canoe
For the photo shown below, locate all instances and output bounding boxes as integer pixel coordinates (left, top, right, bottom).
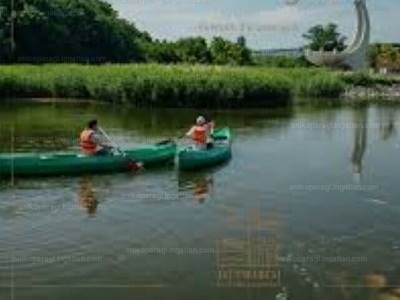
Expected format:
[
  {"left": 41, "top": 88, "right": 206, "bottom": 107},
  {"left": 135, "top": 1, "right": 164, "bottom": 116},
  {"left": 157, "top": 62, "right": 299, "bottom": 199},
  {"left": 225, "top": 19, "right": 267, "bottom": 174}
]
[{"left": 177, "top": 128, "right": 232, "bottom": 170}]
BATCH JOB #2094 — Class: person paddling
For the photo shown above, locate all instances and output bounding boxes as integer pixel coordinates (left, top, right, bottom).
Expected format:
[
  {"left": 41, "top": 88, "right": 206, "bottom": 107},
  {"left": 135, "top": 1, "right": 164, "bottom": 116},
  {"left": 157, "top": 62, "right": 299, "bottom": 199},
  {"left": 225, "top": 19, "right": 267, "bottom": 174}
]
[
  {"left": 185, "top": 116, "right": 214, "bottom": 149},
  {"left": 80, "top": 119, "right": 113, "bottom": 155}
]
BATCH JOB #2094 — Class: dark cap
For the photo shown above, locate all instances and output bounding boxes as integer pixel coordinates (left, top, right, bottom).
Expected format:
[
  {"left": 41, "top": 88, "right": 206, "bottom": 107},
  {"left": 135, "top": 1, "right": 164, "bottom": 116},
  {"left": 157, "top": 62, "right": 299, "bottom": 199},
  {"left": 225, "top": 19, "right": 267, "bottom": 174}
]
[{"left": 88, "top": 119, "right": 98, "bottom": 129}]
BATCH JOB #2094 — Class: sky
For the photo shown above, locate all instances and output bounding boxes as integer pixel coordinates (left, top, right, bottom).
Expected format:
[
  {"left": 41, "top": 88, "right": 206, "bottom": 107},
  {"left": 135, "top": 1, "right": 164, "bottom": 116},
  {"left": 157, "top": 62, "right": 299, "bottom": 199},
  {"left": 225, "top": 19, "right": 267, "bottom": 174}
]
[{"left": 106, "top": 0, "right": 399, "bottom": 49}]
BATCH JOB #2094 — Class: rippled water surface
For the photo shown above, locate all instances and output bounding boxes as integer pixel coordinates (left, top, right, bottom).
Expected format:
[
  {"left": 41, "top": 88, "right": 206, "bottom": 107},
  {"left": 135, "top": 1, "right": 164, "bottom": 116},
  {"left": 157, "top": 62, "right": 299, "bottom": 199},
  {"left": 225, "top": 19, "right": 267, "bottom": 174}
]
[{"left": 1, "top": 101, "right": 400, "bottom": 300}]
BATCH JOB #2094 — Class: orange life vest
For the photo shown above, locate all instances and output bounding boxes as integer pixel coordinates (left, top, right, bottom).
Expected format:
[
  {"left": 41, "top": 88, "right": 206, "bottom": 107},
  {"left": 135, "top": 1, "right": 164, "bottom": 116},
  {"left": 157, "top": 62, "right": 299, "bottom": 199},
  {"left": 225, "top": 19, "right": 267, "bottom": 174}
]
[
  {"left": 80, "top": 129, "right": 97, "bottom": 154},
  {"left": 192, "top": 125, "right": 207, "bottom": 144}
]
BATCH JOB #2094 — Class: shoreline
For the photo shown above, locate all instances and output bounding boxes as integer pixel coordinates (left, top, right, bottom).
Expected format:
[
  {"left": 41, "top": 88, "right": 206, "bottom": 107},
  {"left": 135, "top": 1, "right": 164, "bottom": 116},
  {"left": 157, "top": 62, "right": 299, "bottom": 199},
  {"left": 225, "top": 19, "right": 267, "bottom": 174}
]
[
  {"left": 6, "top": 86, "right": 400, "bottom": 106},
  {"left": 341, "top": 84, "right": 400, "bottom": 102},
  {"left": 11, "top": 83, "right": 400, "bottom": 106}
]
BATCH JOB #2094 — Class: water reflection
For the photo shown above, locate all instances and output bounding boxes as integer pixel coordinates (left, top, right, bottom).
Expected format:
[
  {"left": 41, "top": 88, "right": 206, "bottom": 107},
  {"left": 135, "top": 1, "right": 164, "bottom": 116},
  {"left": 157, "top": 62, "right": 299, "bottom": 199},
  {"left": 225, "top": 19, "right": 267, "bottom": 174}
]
[
  {"left": 178, "top": 171, "right": 213, "bottom": 203},
  {"left": 351, "top": 105, "right": 399, "bottom": 181},
  {"left": 351, "top": 107, "right": 368, "bottom": 179},
  {"left": 77, "top": 176, "right": 98, "bottom": 215},
  {"left": 327, "top": 272, "right": 400, "bottom": 300},
  {"left": 378, "top": 106, "right": 397, "bottom": 141},
  {"left": 364, "top": 270, "right": 400, "bottom": 300}
]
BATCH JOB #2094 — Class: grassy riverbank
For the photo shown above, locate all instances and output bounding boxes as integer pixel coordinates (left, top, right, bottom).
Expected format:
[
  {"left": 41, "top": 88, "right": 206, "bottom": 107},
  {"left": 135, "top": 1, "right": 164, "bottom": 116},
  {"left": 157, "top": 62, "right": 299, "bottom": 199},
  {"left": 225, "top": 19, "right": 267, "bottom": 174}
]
[{"left": 0, "top": 64, "right": 398, "bottom": 108}]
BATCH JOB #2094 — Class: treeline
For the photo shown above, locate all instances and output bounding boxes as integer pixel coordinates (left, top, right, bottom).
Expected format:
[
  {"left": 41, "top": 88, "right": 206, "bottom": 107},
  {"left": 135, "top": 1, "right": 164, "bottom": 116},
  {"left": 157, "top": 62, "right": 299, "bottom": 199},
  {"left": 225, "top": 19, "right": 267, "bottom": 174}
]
[
  {"left": 370, "top": 44, "right": 400, "bottom": 71},
  {"left": 2, "top": 0, "right": 390, "bottom": 68},
  {"left": 142, "top": 36, "right": 252, "bottom": 65},
  {"left": 0, "top": 0, "right": 254, "bottom": 65},
  {"left": 253, "top": 54, "right": 312, "bottom": 68}
]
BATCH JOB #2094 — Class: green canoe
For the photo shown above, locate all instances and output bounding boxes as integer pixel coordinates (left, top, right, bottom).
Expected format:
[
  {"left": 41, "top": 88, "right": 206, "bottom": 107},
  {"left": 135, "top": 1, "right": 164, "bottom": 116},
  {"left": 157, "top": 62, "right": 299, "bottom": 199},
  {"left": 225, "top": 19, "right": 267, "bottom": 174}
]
[
  {"left": 0, "top": 141, "right": 176, "bottom": 177},
  {"left": 177, "top": 128, "right": 232, "bottom": 170}
]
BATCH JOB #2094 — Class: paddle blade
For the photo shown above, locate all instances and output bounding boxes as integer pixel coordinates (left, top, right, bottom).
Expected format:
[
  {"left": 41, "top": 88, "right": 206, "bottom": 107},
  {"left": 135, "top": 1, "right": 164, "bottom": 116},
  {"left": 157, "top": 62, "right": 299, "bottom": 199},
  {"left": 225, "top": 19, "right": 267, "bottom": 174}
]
[
  {"left": 128, "top": 161, "right": 140, "bottom": 172},
  {"left": 128, "top": 161, "right": 143, "bottom": 172}
]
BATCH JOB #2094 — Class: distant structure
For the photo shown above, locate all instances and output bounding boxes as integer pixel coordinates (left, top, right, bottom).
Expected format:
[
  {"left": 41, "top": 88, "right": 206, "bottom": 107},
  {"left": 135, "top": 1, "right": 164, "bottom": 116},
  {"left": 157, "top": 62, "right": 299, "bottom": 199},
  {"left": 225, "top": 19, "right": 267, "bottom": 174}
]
[
  {"left": 253, "top": 48, "right": 303, "bottom": 58},
  {"left": 304, "top": 0, "right": 370, "bottom": 70}
]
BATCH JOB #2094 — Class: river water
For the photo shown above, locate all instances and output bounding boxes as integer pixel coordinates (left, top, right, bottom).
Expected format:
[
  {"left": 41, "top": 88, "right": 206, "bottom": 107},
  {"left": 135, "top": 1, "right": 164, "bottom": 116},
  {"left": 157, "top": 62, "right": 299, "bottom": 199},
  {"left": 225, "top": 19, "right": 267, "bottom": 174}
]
[{"left": 1, "top": 100, "right": 400, "bottom": 300}]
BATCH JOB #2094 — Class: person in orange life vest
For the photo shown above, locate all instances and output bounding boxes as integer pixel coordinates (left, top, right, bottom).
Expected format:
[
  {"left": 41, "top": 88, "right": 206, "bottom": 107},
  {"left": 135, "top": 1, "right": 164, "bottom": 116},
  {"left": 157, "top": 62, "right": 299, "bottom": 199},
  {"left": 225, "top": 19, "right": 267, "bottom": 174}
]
[
  {"left": 185, "top": 116, "right": 214, "bottom": 149},
  {"left": 80, "top": 119, "right": 113, "bottom": 155}
]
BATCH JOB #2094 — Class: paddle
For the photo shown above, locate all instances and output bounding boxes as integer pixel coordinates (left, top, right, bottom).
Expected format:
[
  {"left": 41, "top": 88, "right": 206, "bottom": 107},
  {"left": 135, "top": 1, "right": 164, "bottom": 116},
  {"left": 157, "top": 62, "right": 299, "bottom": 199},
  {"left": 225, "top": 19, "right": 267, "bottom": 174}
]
[
  {"left": 156, "top": 135, "right": 185, "bottom": 146},
  {"left": 98, "top": 127, "right": 143, "bottom": 172},
  {"left": 155, "top": 139, "right": 176, "bottom": 146}
]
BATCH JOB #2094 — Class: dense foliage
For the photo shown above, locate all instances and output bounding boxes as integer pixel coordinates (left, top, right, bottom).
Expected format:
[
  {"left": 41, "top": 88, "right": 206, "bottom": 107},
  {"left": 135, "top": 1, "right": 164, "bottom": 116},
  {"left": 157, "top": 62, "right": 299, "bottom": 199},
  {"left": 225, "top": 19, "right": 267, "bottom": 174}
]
[
  {"left": 0, "top": 0, "right": 253, "bottom": 65},
  {"left": 303, "top": 23, "right": 347, "bottom": 52},
  {"left": 369, "top": 44, "right": 400, "bottom": 71},
  {"left": 0, "top": 0, "right": 149, "bottom": 63},
  {"left": 142, "top": 36, "right": 252, "bottom": 66},
  {"left": 253, "top": 54, "right": 311, "bottom": 68}
]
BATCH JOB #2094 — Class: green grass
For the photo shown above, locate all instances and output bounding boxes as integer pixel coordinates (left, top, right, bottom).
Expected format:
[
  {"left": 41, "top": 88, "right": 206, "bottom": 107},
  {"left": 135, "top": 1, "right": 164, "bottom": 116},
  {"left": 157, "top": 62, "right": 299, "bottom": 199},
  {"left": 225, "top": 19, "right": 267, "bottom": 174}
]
[
  {"left": 340, "top": 71, "right": 400, "bottom": 86},
  {"left": 0, "top": 64, "right": 397, "bottom": 108}
]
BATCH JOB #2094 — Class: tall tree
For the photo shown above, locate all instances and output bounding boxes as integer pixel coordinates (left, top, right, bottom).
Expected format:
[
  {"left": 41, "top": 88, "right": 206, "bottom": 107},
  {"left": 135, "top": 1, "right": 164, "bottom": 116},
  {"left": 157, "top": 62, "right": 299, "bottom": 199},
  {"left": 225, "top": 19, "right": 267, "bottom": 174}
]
[
  {"left": 210, "top": 37, "right": 252, "bottom": 65},
  {"left": 369, "top": 44, "right": 381, "bottom": 69},
  {"left": 237, "top": 36, "right": 246, "bottom": 47},
  {"left": 376, "top": 44, "right": 398, "bottom": 69},
  {"left": 235, "top": 36, "right": 251, "bottom": 65},
  {"left": 369, "top": 44, "right": 400, "bottom": 70},
  {"left": 303, "top": 23, "right": 347, "bottom": 52},
  {"left": 210, "top": 37, "right": 234, "bottom": 65},
  {"left": 175, "top": 37, "right": 211, "bottom": 64}
]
